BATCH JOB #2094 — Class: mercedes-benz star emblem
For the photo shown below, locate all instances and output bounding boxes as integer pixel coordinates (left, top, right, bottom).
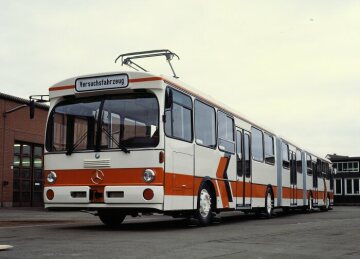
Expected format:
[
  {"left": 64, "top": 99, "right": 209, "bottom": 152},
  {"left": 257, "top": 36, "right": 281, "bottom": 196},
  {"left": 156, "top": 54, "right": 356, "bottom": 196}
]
[{"left": 91, "top": 169, "right": 104, "bottom": 184}]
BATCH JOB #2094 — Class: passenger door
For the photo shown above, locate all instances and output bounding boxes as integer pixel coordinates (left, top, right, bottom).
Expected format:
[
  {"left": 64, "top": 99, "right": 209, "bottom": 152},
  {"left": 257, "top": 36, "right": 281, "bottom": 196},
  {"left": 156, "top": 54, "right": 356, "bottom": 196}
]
[
  {"left": 313, "top": 160, "right": 319, "bottom": 204},
  {"left": 163, "top": 88, "right": 194, "bottom": 210},
  {"left": 236, "top": 129, "right": 251, "bottom": 208},
  {"left": 290, "top": 151, "right": 297, "bottom": 205}
]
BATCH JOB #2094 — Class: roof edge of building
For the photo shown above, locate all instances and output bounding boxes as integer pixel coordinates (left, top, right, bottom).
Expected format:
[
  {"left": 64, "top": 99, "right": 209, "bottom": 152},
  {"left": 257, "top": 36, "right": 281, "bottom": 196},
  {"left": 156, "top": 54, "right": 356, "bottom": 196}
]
[{"left": 0, "top": 92, "right": 49, "bottom": 110}]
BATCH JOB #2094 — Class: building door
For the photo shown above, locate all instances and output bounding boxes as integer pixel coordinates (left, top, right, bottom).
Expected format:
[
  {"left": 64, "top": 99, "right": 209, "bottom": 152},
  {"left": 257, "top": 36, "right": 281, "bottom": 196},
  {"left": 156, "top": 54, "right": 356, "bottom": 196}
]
[{"left": 13, "top": 142, "right": 44, "bottom": 207}]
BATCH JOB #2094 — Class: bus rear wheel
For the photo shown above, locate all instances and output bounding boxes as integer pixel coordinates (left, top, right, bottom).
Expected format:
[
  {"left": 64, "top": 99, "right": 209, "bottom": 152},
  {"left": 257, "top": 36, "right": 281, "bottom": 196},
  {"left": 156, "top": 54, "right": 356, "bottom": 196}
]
[
  {"left": 308, "top": 194, "right": 313, "bottom": 212},
  {"left": 195, "top": 183, "right": 214, "bottom": 226},
  {"left": 98, "top": 210, "right": 126, "bottom": 227},
  {"left": 264, "top": 188, "right": 273, "bottom": 218}
]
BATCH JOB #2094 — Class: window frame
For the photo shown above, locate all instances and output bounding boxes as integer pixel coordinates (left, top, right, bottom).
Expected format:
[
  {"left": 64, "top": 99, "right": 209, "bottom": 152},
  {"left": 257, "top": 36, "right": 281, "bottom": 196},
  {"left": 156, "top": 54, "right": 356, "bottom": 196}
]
[
  {"left": 164, "top": 87, "right": 194, "bottom": 143},
  {"left": 194, "top": 99, "right": 217, "bottom": 149},
  {"left": 282, "top": 142, "right": 290, "bottom": 169},
  {"left": 264, "top": 132, "right": 275, "bottom": 165},
  {"left": 217, "top": 110, "right": 235, "bottom": 154},
  {"left": 333, "top": 161, "right": 360, "bottom": 173},
  {"left": 335, "top": 178, "right": 342, "bottom": 195},
  {"left": 296, "top": 149, "right": 302, "bottom": 174},
  {"left": 344, "top": 178, "right": 360, "bottom": 195},
  {"left": 306, "top": 154, "right": 312, "bottom": 175},
  {"left": 251, "top": 127, "right": 264, "bottom": 163}
]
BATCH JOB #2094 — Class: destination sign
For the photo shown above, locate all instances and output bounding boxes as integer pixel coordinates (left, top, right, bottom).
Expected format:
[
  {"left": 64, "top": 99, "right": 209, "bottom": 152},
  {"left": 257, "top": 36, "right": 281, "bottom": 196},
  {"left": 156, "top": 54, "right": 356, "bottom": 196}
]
[{"left": 75, "top": 74, "right": 129, "bottom": 92}]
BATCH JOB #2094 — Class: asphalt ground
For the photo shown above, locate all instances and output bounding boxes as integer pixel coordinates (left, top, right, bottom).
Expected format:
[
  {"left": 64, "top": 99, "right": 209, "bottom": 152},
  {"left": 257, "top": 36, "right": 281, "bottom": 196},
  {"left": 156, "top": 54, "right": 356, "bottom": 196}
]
[{"left": 0, "top": 206, "right": 359, "bottom": 258}]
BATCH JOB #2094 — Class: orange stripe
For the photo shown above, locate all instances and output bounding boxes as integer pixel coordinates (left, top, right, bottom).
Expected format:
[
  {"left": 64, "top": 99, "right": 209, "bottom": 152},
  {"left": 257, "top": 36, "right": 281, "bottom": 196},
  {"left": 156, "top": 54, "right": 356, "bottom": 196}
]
[
  {"left": 129, "top": 77, "right": 163, "bottom": 83},
  {"left": 282, "top": 187, "right": 305, "bottom": 199},
  {"left": 44, "top": 168, "right": 164, "bottom": 187},
  {"left": 49, "top": 85, "right": 75, "bottom": 92},
  {"left": 164, "top": 173, "right": 194, "bottom": 196},
  {"left": 215, "top": 157, "right": 231, "bottom": 208}
]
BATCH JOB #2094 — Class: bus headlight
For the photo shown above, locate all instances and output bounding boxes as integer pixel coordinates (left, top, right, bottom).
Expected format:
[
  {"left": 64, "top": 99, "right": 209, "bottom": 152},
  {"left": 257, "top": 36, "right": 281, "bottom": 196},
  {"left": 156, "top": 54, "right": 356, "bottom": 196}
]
[
  {"left": 143, "top": 169, "right": 155, "bottom": 183},
  {"left": 47, "top": 171, "right": 57, "bottom": 184}
]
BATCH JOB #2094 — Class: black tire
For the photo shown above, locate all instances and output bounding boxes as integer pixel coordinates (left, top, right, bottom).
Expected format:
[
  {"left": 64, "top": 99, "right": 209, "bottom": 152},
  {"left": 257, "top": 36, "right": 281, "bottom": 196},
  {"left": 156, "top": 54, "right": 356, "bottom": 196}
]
[
  {"left": 195, "top": 183, "right": 214, "bottom": 226},
  {"left": 308, "top": 194, "right": 313, "bottom": 212},
  {"left": 322, "top": 196, "right": 331, "bottom": 211},
  {"left": 98, "top": 210, "right": 126, "bottom": 227},
  {"left": 264, "top": 188, "right": 273, "bottom": 218},
  {"left": 328, "top": 195, "right": 333, "bottom": 210}
]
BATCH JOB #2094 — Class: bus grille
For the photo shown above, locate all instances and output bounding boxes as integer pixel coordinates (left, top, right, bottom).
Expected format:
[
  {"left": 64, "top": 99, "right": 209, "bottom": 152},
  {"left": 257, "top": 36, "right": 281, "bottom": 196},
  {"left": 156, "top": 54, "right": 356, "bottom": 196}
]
[{"left": 83, "top": 159, "right": 111, "bottom": 168}]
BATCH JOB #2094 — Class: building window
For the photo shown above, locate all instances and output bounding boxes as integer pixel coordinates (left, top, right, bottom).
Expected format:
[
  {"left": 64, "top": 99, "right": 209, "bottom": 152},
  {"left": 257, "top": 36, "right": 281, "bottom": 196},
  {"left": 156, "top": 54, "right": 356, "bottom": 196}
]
[
  {"left": 218, "top": 111, "right": 235, "bottom": 153},
  {"left": 195, "top": 100, "right": 216, "bottom": 148},
  {"left": 346, "top": 179, "right": 352, "bottom": 194},
  {"left": 165, "top": 88, "right": 193, "bottom": 142},
  {"left": 344, "top": 178, "right": 360, "bottom": 195},
  {"left": 354, "top": 179, "right": 360, "bottom": 195},
  {"left": 251, "top": 127, "right": 264, "bottom": 162},
  {"left": 335, "top": 179, "right": 342, "bottom": 195},
  {"left": 333, "top": 162, "right": 360, "bottom": 173},
  {"left": 264, "top": 133, "right": 275, "bottom": 164}
]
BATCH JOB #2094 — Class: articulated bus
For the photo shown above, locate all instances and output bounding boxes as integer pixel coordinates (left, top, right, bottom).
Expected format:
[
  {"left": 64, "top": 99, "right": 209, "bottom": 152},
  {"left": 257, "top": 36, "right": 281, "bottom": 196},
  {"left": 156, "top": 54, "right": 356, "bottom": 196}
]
[{"left": 42, "top": 66, "right": 334, "bottom": 226}]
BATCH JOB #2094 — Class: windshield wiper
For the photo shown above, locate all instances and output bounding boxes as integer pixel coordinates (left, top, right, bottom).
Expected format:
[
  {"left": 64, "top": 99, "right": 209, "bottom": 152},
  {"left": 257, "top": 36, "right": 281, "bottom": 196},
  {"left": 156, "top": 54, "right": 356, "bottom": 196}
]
[
  {"left": 66, "top": 131, "right": 88, "bottom": 156},
  {"left": 101, "top": 127, "right": 130, "bottom": 154}
]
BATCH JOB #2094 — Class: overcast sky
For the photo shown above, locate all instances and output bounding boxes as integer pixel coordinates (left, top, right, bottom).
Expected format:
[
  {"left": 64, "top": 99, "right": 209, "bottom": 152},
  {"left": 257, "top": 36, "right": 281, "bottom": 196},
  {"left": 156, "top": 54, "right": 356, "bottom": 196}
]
[{"left": 1, "top": 1, "right": 359, "bottom": 157}]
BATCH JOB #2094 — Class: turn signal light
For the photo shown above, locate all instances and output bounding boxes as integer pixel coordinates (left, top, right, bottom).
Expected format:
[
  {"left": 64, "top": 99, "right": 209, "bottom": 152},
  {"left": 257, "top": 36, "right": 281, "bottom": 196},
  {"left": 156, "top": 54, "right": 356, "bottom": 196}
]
[
  {"left": 46, "top": 189, "right": 54, "bottom": 200},
  {"left": 143, "top": 188, "right": 154, "bottom": 200}
]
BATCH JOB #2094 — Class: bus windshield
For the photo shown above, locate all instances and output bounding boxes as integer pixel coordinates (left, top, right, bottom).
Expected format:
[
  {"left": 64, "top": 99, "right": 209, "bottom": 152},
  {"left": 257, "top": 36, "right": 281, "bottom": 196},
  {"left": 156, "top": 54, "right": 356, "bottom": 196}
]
[{"left": 46, "top": 93, "right": 159, "bottom": 153}]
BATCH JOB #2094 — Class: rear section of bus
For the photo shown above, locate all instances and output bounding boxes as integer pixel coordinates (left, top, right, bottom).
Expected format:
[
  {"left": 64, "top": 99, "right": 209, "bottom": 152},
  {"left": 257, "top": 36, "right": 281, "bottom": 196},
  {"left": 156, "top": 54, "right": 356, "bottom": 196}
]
[{"left": 43, "top": 72, "right": 166, "bottom": 216}]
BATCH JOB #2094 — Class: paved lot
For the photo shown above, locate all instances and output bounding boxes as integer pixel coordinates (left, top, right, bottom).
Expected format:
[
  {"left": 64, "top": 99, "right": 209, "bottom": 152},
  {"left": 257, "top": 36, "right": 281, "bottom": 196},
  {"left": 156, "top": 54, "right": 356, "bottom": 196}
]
[{"left": 0, "top": 206, "right": 359, "bottom": 258}]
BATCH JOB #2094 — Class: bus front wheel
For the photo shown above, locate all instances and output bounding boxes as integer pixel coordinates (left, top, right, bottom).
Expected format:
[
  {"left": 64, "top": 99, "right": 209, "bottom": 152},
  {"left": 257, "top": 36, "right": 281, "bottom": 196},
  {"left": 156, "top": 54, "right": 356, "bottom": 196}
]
[
  {"left": 195, "top": 183, "right": 214, "bottom": 226},
  {"left": 98, "top": 210, "right": 126, "bottom": 227}
]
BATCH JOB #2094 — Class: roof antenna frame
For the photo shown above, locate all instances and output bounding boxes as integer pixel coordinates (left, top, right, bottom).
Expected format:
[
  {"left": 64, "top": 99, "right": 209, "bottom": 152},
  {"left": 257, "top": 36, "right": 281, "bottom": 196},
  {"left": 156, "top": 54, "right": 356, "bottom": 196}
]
[{"left": 115, "top": 49, "right": 180, "bottom": 78}]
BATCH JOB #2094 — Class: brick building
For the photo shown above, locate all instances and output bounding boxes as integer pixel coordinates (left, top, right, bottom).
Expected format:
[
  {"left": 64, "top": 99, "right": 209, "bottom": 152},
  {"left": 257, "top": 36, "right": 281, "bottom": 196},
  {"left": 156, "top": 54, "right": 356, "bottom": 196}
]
[
  {"left": 0, "top": 93, "right": 48, "bottom": 207},
  {"left": 327, "top": 154, "right": 360, "bottom": 205}
]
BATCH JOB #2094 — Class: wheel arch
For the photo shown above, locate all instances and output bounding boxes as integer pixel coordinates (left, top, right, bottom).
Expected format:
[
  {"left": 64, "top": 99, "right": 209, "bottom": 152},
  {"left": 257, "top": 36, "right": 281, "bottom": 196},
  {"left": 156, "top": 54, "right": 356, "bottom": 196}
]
[
  {"left": 266, "top": 184, "right": 275, "bottom": 201},
  {"left": 198, "top": 176, "right": 217, "bottom": 210}
]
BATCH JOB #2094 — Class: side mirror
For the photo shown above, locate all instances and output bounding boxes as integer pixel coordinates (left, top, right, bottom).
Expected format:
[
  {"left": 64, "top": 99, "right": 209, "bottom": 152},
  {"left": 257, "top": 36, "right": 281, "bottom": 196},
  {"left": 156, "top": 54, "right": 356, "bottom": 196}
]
[
  {"left": 164, "top": 88, "right": 173, "bottom": 109},
  {"left": 29, "top": 100, "right": 35, "bottom": 119}
]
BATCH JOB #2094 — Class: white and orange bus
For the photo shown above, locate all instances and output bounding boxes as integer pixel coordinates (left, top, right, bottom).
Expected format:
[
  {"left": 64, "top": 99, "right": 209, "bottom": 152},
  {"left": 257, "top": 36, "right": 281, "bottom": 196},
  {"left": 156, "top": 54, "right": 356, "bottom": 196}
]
[{"left": 39, "top": 50, "right": 334, "bottom": 226}]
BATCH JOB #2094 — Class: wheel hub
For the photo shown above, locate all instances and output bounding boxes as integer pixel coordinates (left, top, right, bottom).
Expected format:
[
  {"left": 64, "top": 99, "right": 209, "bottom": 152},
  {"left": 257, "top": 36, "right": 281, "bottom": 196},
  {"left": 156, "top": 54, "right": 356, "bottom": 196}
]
[
  {"left": 266, "top": 193, "right": 272, "bottom": 214},
  {"left": 199, "top": 189, "right": 211, "bottom": 217}
]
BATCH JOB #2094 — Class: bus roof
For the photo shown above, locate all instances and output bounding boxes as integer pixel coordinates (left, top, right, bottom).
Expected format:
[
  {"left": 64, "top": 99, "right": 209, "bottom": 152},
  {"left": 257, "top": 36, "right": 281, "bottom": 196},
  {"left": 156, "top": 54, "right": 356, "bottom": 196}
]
[
  {"left": 49, "top": 71, "right": 276, "bottom": 135},
  {"left": 49, "top": 70, "right": 329, "bottom": 161}
]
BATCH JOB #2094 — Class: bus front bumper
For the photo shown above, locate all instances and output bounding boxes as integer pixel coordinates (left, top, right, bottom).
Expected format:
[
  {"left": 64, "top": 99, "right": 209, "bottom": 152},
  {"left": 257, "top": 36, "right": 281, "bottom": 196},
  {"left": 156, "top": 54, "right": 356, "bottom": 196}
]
[{"left": 44, "top": 186, "right": 164, "bottom": 210}]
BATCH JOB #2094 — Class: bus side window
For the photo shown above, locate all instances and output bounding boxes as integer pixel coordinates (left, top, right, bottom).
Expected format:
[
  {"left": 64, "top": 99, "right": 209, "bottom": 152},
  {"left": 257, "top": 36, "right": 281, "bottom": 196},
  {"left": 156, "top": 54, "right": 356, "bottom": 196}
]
[
  {"left": 195, "top": 100, "right": 216, "bottom": 148},
  {"left": 251, "top": 127, "right": 264, "bottom": 162},
  {"left": 244, "top": 133, "right": 251, "bottom": 177},
  {"left": 307, "top": 154, "right": 312, "bottom": 175},
  {"left": 217, "top": 111, "right": 235, "bottom": 153},
  {"left": 264, "top": 133, "right": 275, "bottom": 165},
  {"left": 282, "top": 142, "right": 290, "bottom": 169},
  {"left": 236, "top": 130, "right": 243, "bottom": 176},
  {"left": 164, "top": 87, "right": 193, "bottom": 142},
  {"left": 296, "top": 149, "right": 302, "bottom": 173}
]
